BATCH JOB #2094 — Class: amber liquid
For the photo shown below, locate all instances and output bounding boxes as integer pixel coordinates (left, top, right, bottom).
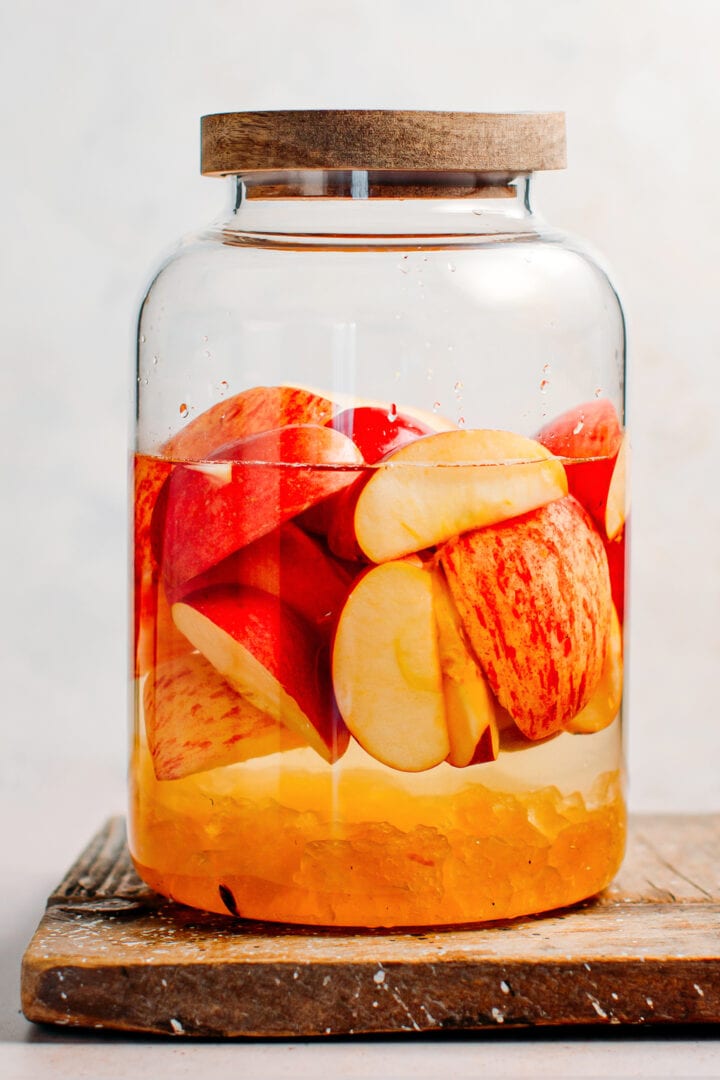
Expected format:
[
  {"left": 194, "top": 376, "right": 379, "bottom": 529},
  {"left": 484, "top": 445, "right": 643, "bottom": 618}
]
[{"left": 130, "top": 450, "right": 626, "bottom": 927}]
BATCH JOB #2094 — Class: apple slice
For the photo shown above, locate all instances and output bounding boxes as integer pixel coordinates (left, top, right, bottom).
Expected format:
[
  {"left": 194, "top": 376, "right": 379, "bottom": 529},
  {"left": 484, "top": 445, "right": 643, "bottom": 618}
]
[
  {"left": 566, "top": 604, "right": 623, "bottom": 734},
  {"left": 353, "top": 429, "right": 568, "bottom": 563},
  {"left": 144, "top": 652, "right": 305, "bottom": 780},
  {"left": 440, "top": 496, "right": 612, "bottom": 740},
  {"left": 537, "top": 400, "right": 626, "bottom": 540},
  {"left": 172, "top": 586, "right": 348, "bottom": 763},
  {"left": 431, "top": 570, "right": 500, "bottom": 767},
  {"left": 605, "top": 435, "right": 628, "bottom": 541},
  {"left": 168, "top": 521, "right": 356, "bottom": 638},
  {"left": 327, "top": 405, "right": 435, "bottom": 464},
  {"left": 161, "top": 384, "right": 337, "bottom": 461},
  {"left": 156, "top": 424, "right": 363, "bottom": 589},
  {"left": 605, "top": 525, "right": 627, "bottom": 622},
  {"left": 332, "top": 561, "right": 449, "bottom": 772}
]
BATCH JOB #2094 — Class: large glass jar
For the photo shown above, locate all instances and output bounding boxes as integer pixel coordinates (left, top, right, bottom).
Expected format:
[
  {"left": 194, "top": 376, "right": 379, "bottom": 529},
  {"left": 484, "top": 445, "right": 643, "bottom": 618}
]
[{"left": 130, "top": 111, "right": 628, "bottom": 927}]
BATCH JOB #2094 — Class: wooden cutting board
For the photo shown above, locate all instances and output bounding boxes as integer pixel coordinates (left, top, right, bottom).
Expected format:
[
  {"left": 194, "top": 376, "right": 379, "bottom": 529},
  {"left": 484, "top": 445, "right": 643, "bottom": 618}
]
[{"left": 21, "top": 814, "right": 720, "bottom": 1036}]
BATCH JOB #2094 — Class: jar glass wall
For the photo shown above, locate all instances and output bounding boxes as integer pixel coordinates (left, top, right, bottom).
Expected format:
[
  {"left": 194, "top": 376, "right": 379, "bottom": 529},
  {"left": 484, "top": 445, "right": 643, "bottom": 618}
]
[{"left": 131, "top": 114, "right": 627, "bottom": 927}]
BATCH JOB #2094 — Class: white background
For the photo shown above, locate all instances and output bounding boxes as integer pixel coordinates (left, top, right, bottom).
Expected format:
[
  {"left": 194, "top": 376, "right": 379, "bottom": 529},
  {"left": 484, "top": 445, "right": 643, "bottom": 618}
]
[{"left": 1, "top": 0, "right": 719, "bottom": 1065}]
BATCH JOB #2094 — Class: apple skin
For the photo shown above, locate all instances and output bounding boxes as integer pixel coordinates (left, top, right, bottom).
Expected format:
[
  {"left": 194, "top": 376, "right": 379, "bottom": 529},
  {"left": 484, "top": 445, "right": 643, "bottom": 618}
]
[
  {"left": 167, "top": 521, "right": 357, "bottom": 639},
  {"left": 144, "top": 652, "right": 305, "bottom": 781},
  {"left": 605, "top": 525, "right": 627, "bottom": 623},
  {"left": 154, "top": 424, "right": 363, "bottom": 589},
  {"left": 161, "top": 384, "right": 337, "bottom": 461},
  {"left": 172, "top": 585, "right": 349, "bottom": 763},
  {"left": 327, "top": 405, "right": 435, "bottom": 464},
  {"left": 353, "top": 428, "right": 568, "bottom": 564},
  {"left": 430, "top": 569, "right": 500, "bottom": 768},
  {"left": 332, "top": 560, "right": 450, "bottom": 772},
  {"left": 537, "top": 400, "right": 625, "bottom": 538},
  {"left": 440, "top": 496, "right": 612, "bottom": 740}
]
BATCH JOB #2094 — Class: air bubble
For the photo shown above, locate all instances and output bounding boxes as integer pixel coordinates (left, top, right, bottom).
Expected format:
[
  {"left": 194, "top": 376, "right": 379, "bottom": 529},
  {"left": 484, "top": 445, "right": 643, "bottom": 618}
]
[
  {"left": 432, "top": 401, "right": 441, "bottom": 413},
  {"left": 139, "top": 334, "right": 146, "bottom": 344},
  {"left": 594, "top": 386, "right": 603, "bottom": 398},
  {"left": 448, "top": 262, "right": 456, "bottom": 272},
  {"left": 387, "top": 403, "right": 398, "bottom": 423},
  {"left": 458, "top": 416, "right": 466, "bottom": 427},
  {"left": 202, "top": 335, "right": 208, "bottom": 343},
  {"left": 179, "top": 403, "right": 189, "bottom": 418},
  {"left": 454, "top": 380, "right": 464, "bottom": 393},
  {"left": 540, "top": 379, "right": 549, "bottom": 393},
  {"left": 152, "top": 354, "right": 159, "bottom": 367},
  {"left": 573, "top": 419, "right": 584, "bottom": 435},
  {"left": 219, "top": 380, "right": 229, "bottom": 394}
]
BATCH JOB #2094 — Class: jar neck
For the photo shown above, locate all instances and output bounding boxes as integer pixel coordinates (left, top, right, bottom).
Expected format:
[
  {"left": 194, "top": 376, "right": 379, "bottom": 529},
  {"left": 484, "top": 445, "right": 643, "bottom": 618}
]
[{"left": 213, "top": 170, "right": 538, "bottom": 244}]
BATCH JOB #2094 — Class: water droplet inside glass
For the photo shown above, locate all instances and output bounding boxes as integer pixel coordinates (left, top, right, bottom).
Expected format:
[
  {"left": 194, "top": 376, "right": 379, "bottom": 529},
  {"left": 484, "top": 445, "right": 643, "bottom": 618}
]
[
  {"left": 594, "top": 386, "right": 603, "bottom": 398},
  {"left": 387, "top": 403, "right": 398, "bottom": 423},
  {"left": 454, "top": 380, "right": 464, "bottom": 393},
  {"left": 448, "top": 262, "right": 456, "bottom": 273},
  {"left": 573, "top": 420, "right": 584, "bottom": 435},
  {"left": 179, "top": 403, "right": 189, "bottom": 418},
  {"left": 202, "top": 335, "right": 208, "bottom": 343},
  {"left": 219, "top": 380, "right": 229, "bottom": 394},
  {"left": 458, "top": 416, "right": 466, "bottom": 427},
  {"left": 542, "top": 362, "right": 551, "bottom": 374},
  {"left": 152, "top": 354, "right": 159, "bottom": 366},
  {"left": 540, "top": 379, "right": 549, "bottom": 393},
  {"left": 139, "top": 334, "right": 146, "bottom": 344},
  {"left": 432, "top": 401, "right": 441, "bottom": 413}
]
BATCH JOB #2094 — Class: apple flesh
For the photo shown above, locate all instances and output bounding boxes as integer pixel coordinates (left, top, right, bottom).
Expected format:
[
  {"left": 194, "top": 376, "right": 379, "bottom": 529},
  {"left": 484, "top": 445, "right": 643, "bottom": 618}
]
[
  {"left": 440, "top": 496, "right": 612, "bottom": 740},
  {"left": 566, "top": 604, "right": 623, "bottom": 734},
  {"left": 332, "top": 561, "right": 450, "bottom": 771},
  {"left": 172, "top": 586, "right": 348, "bottom": 763},
  {"left": 144, "top": 652, "right": 304, "bottom": 781},
  {"left": 431, "top": 570, "right": 500, "bottom": 767},
  {"left": 155, "top": 424, "right": 363, "bottom": 589},
  {"left": 353, "top": 429, "right": 568, "bottom": 563},
  {"left": 161, "top": 384, "right": 337, "bottom": 461}
]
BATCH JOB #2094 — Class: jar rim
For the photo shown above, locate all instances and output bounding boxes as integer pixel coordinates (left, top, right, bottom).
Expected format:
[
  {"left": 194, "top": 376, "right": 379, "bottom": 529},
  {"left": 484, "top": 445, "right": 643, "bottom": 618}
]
[{"left": 200, "top": 110, "right": 567, "bottom": 177}]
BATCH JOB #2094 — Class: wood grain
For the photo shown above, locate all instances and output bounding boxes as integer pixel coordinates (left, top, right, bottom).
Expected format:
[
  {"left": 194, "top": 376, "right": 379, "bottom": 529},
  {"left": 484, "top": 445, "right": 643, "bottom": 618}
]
[
  {"left": 21, "top": 815, "right": 720, "bottom": 1036},
  {"left": 201, "top": 110, "right": 566, "bottom": 175}
]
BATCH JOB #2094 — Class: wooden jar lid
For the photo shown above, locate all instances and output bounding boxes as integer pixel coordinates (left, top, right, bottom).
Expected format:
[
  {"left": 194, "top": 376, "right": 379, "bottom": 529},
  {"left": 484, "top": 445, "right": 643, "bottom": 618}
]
[{"left": 201, "top": 110, "right": 566, "bottom": 176}]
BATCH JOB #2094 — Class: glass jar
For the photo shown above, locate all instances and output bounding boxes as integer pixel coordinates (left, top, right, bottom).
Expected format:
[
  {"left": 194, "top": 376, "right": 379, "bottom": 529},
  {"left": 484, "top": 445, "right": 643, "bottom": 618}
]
[{"left": 130, "top": 111, "right": 628, "bottom": 927}]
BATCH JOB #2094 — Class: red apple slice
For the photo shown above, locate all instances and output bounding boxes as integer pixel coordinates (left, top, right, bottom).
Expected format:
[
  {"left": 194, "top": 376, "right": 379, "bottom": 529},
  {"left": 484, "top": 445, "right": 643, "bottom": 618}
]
[
  {"left": 605, "top": 525, "right": 627, "bottom": 623},
  {"left": 327, "top": 405, "right": 435, "bottom": 464},
  {"left": 431, "top": 570, "right": 500, "bottom": 767},
  {"left": 440, "top": 496, "right": 612, "bottom": 740},
  {"left": 537, "top": 400, "right": 626, "bottom": 539},
  {"left": 168, "top": 521, "right": 356, "bottom": 638},
  {"left": 156, "top": 424, "right": 363, "bottom": 589},
  {"left": 144, "top": 652, "right": 304, "bottom": 780},
  {"left": 162, "top": 384, "right": 337, "bottom": 461},
  {"left": 172, "top": 586, "right": 349, "bottom": 763},
  {"left": 566, "top": 604, "right": 623, "bottom": 734},
  {"left": 354, "top": 429, "right": 568, "bottom": 563},
  {"left": 332, "top": 561, "right": 449, "bottom": 771}
]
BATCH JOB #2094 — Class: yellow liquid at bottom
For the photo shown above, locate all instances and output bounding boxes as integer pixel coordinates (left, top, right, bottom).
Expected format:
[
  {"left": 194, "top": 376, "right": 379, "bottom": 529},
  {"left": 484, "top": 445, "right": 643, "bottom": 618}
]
[{"left": 130, "top": 714, "right": 626, "bottom": 927}]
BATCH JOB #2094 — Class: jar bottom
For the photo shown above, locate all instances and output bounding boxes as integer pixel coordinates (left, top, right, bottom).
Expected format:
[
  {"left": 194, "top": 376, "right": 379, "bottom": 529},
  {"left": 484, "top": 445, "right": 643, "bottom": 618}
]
[{"left": 130, "top": 746, "right": 626, "bottom": 928}]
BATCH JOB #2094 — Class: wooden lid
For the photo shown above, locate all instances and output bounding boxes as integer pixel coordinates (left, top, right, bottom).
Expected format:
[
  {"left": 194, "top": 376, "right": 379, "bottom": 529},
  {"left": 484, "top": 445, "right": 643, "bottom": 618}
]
[{"left": 201, "top": 110, "right": 566, "bottom": 176}]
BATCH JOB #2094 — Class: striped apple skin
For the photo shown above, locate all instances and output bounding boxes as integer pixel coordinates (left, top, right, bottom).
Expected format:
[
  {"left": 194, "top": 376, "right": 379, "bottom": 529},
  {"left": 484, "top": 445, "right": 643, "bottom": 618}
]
[{"left": 440, "top": 496, "right": 612, "bottom": 740}]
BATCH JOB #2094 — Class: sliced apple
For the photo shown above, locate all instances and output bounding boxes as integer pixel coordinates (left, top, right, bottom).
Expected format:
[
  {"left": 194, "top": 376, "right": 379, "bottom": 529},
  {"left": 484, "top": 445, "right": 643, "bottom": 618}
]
[
  {"left": 167, "top": 521, "right": 356, "bottom": 638},
  {"left": 172, "top": 586, "right": 348, "bottom": 763},
  {"left": 537, "top": 401, "right": 627, "bottom": 541},
  {"left": 605, "top": 525, "right": 627, "bottom": 623},
  {"left": 144, "top": 652, "right": 305, "bottom": 780},
  {"left": 353, "top": 429, "right": 568, "bottom": 563},
  {"left": 327, "top": 405, "right": 435, "bottom": 464},
  {"left": 440, "top": 496, "right": 612, "bottom": 740},
  {"left": 332, "top": 561, "right": 449, "bottom": 771},
  {"left": 536, "top": 399, "right": 622, "bottom": 460},
  {"left": 566, "top": 604, "right": 623, "bottom": 734},
  {"left": 605, "top": 434, "right": 628, "bottom": 541},
  {"left": 431, "top": 570, "right": 500, "bottom": 767},
  {"left": 161, "top": 384, "right": 337, "bottom": 461},
  {"left": 155, "top": 424, "right": 363, "bottom": 589}
]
